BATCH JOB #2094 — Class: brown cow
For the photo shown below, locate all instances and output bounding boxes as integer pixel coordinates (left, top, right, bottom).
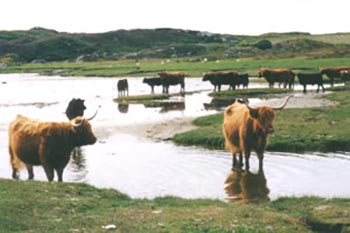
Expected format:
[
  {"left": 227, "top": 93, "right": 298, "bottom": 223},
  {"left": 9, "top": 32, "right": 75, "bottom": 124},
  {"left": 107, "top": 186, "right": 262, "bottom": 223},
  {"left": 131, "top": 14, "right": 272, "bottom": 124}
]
[
  {"left": 223, "top": 95, "right": 292, "bottom": 171},
  {"left": 8, "top": 113, "right": 97, "bottom": 182},
  {"left": 258, "top": 68, "right": 294, "bottom": 89},
  {"left": 320, "top": 67, "right": 350, "bottom": 87},
  {"left": 158, "top": 72, "right": 185, "bottom": 94}
]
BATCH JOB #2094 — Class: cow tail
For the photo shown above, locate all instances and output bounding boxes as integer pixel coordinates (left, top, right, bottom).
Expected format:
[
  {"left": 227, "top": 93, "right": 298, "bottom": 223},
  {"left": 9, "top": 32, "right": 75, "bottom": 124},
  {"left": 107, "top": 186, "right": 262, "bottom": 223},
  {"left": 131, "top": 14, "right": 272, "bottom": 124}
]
[{"left": 9, "top": 145, "right": 23, "bottom": 170}]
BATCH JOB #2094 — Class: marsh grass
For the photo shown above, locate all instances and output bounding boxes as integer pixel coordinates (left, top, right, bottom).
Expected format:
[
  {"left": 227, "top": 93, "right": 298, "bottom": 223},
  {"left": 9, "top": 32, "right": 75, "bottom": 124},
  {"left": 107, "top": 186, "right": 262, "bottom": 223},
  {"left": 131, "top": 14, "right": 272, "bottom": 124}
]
[
  {"left": 1, "top": 178, "right": 349, "bottom": 232},
  {"left": 173, "top": 90, "right": 350, "bottom": 152}
]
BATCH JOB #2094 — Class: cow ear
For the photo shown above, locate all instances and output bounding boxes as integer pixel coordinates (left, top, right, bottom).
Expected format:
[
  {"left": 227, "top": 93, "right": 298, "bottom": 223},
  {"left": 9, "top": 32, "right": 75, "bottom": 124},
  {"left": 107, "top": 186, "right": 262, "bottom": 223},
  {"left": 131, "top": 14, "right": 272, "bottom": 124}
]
[{"left": 249, "top": 108, "right": 259, "bottom": 119}]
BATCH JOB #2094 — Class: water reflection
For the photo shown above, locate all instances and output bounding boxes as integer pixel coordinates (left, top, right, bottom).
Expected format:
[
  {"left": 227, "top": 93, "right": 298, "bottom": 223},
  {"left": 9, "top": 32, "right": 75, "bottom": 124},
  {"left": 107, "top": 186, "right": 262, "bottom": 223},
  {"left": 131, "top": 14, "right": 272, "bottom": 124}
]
[
  {"left": 203, "top": 98, "right": 248, "bottom": 110},
  {"left": 69, "top": 147, "right": 88, "bottom": 181},
  {"left": 144, "top": 101, "right": 185, "bottom": 113},
  {"left": 225, "top": 168, "right": 270, "bottom": 203},
  {"left": 118, "top": 103, "right": 129, "bottom": 113}
]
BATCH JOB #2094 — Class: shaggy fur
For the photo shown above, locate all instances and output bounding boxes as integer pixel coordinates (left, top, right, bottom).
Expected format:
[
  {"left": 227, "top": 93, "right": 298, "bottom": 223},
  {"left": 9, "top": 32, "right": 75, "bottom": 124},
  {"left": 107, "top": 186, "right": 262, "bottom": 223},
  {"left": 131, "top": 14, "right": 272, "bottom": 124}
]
[{"left": 9, "top": 115, "right": 97, "bottom": 182}]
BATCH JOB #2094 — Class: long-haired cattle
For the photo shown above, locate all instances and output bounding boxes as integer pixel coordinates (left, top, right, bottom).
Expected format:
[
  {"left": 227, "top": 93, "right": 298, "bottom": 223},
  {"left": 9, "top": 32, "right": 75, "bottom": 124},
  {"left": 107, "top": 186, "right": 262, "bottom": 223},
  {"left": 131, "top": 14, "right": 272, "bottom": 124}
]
[
  {"left": 258, "top": 68, "right": 294, "bottom": 89},
  {"left": 9, "top": 113, "right": 97, "bottom": 182},
  {"left": 158, "top": 72, "right": 185, "bottom": 94},
  {"left": 320, "top": 67, "right": 350, "bottom": 87},
  {"left": 65, "top": 98, "right": 86, "bottom": 120},
  {"left": 223, "top": 95, "right": 292, "bottom": 171},
  {"left": 297, "top": 72, "right": 325, "bottom": 93},
  {"left": 202, "top": 71, "right": 240, "bottom": 92}
]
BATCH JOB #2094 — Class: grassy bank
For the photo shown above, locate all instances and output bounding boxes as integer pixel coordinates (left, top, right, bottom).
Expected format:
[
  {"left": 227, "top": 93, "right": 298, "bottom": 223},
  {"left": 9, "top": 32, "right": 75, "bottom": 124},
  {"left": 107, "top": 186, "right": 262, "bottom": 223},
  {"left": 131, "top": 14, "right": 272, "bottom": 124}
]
[
  {"left": 3, "top": 57, "right": 350, "bottom": 77},
  {"left": 0, "top": 178, "right": 349, "bottom": 232},
  {"left": 173, "top": 89, "right": 350, "bottom": 152}
]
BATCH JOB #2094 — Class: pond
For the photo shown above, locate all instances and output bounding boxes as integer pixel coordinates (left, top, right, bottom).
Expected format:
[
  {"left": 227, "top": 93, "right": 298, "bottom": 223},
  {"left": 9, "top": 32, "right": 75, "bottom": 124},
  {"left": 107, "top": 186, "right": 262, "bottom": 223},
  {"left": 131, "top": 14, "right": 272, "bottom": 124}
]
[{"left": 0, "top": 73, "right": 349, "bottom": 201}]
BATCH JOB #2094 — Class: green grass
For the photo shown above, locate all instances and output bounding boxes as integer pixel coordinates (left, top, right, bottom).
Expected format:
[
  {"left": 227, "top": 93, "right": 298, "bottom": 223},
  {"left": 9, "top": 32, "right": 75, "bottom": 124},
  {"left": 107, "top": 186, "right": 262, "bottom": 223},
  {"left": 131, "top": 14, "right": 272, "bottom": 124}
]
[
  {"left": 0, "top": 178, "right": 349, "bottom": 232},
  {"left": 3, "top": 57, "right": 350, "bottom": 78},
  {"left": 173, "top": 90, "right": 350, "bottom": 152}
]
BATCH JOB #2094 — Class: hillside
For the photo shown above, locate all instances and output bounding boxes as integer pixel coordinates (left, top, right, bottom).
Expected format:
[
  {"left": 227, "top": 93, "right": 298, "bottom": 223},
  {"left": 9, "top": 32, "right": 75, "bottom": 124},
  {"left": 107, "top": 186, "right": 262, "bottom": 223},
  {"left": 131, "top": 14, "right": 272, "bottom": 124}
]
[{"left": 1, "top": 27, "right": 350, "bottom": 63}]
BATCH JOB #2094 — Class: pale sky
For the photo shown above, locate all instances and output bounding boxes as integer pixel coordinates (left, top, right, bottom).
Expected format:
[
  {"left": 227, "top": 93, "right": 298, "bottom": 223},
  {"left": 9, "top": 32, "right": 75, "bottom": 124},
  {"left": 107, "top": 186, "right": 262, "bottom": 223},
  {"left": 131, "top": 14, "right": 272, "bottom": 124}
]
[{"left": 1, "top": 0, "right": 349, "bottom": 35}]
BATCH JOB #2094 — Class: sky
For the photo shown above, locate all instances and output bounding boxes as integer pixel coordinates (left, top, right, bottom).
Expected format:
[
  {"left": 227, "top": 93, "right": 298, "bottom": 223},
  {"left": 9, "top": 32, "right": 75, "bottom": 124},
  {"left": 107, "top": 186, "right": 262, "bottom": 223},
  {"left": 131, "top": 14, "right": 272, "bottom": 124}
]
[{"left": 1, "top": 0, "right": 350, "bottom": 35}]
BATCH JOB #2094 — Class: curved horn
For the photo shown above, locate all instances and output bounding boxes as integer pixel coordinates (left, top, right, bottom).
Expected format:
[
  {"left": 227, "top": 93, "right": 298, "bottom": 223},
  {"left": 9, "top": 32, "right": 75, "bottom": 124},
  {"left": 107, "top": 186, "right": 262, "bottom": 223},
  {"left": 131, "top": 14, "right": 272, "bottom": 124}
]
[
  {"left": 71, "top": 119, "right": 83, "bottom": 127},
  {"left": 87, "top": 109, "right": 98, "bottom": 121},
  {"left": 273, "top": 95, "right": 293, "bottom": 110}
]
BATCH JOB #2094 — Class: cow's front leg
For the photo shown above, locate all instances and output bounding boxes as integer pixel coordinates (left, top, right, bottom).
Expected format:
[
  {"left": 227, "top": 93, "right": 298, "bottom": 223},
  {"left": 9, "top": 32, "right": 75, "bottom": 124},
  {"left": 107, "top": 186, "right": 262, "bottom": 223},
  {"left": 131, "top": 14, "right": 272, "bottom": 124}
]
[
  {"left": 56, "top": 167, "right": 64, "bottom": 182},
  {"left": 244, "top": 151, "right": 251, "bottom": 171}
]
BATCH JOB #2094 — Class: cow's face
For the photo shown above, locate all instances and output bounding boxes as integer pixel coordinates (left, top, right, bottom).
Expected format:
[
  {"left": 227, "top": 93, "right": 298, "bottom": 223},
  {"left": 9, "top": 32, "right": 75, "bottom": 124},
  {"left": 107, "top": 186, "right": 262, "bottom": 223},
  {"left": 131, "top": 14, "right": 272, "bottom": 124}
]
[
  {"left": 249, "top": 107, "right": 275, "bottom": 134},
  {"left": 72, "top": 117, "right": 97, "bottom": 146},
  {"left": 258, "top": 69, "right": 265, "bottom": 78}
]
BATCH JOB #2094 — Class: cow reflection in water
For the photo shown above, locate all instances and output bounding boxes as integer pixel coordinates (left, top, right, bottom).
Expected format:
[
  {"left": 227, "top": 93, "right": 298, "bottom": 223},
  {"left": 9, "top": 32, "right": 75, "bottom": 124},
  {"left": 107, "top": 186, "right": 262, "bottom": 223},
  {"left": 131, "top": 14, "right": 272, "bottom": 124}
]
[
  {"left": 70, "top": 147, "right": 88, "bottom": 181},
  {"left": 225, "top": 168, "right": 269, "bottom": 203},
  {"left": 144, "top": 102, "right": 185, "bottom": 113},
  {"left": 118, "top": 103, "right": 129, "bottom": 113}
]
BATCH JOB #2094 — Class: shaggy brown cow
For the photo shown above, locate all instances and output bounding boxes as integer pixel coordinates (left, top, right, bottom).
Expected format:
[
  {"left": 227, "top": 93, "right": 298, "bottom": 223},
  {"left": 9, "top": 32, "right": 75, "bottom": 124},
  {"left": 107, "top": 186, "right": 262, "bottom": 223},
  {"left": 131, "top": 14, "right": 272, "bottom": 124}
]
[
  {"left": 158, "top": 72, "right": 185, "bottom": 94},
  {"left": 117, "top": 79, "right": 129, "bottom": 96},
  {"left": 258, "top": 68, "right": 294, "bottom": 89},
  {"left": 223, "top": 95, "right": 292, "bottom": 171},
  {"left": 9, "top": 113, "right": 97, "bottom": 182},
  {"left": 320, "top": 67, "right": 350, "bottom": 87}
]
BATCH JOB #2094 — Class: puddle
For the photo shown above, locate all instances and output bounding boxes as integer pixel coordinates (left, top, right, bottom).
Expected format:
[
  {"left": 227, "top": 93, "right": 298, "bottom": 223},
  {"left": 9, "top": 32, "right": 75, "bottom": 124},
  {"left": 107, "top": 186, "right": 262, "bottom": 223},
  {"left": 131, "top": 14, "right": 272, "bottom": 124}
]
[{"left": 0, "top": 73, "right": 349, "bottom": 201}]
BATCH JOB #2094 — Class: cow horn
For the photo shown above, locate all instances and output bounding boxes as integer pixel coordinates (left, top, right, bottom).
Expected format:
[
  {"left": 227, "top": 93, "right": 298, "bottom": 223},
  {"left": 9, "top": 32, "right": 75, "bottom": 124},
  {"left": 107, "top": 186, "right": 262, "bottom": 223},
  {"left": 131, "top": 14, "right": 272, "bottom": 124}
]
[
  {"left": 273, "top": 95, "right": 293, "bottom": 110},
  {"left": 87, "top": 109, "right": 98, "bottom": 121},
  {"left": 71, "top": 118, "right": 83, "bottom": 127}
]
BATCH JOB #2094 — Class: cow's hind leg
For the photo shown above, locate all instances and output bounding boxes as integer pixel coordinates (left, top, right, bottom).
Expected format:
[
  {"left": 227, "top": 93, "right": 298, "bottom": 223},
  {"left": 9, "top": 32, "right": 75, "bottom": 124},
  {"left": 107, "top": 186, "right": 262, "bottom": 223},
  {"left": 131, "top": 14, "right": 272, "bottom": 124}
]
[
  {"left": 42, "top": 164, "right": 55, "bottom": 182},
  {"left": 238, "top": 152, "right": 243, "bottom": 169},
  {"left": 244, "top": 151, "right": 251, "bottom": 171},
  {"left": 231, "top": 153, "right": 237, "bottom": 170},
  {"left": 25, "top": 164, "right": 34, "bottom": 180},
  {"left": 257, "top": 153, "right": 264, "bottom": 172}
]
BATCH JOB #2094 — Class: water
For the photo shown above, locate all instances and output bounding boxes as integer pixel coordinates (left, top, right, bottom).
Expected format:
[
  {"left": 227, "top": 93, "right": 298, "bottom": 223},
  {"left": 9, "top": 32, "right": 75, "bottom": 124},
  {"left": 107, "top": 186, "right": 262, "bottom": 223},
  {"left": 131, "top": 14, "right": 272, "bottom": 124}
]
[{"left": 1, "top": 73, "right": 349, "bottom": 201}]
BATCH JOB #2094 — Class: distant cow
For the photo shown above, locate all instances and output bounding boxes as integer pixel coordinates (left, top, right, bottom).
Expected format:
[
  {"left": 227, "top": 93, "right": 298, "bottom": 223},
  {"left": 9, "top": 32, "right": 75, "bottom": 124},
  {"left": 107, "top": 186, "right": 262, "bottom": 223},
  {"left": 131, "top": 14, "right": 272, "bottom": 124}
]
[
  {"left": 238, "top": 73, "right": 249, "bottom": 89},
  {"left": 202, "top": 71, "right": 240, "bottom": 92},
  {"left": 158, "top": 72, "right": 185, "bottom": 94},
  {"left": 258, "top": 68, "right": 294, "bottom": 89},
  {"left": 142, "top": 77, "right": 162, "bottom": 93},
  {"left": 223, "top": 95, "right": 293, "bottom": 171},
  {"left": 320, "top": 67, "right": 350, "bottom": 87},
  {"left": 9, "top": 113, "right": 98, "bottom": 182},
  {"left": 65, "top": 98, "right": 86, "bottom": 120},
  {"left": 340, "top": 70, "right": 350, "bottom": 82},
  {"left": 297, "top": 72, "right": 325, "bottom": 93},
  {"left": 117, "top": 79, "right": 129, "bottom": 96}
]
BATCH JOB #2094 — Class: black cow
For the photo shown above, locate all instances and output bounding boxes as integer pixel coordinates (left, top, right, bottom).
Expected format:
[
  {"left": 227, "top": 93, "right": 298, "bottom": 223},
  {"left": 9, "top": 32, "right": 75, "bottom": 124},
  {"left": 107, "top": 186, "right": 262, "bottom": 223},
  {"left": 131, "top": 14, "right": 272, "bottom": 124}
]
[
  {"left": 142, "top": 77, "right": 162, "bottom": 93},
  {"left": 65, "top": 98, "right": 86, "bottom": 120},
  {"left": 117, "top": 79, "right": 128, "bottom": 96},
  {"left": 258, "top": 68, "right": 294, "bottom": 89},
  {"left": 202, "top": 71, "right": 240, "bottom": 92},
  {"left": 297, "top": 72, "right": 325, "bottom": 93},
  {"left": 237, "top": 73, "right": 249, "bottom": 89}
]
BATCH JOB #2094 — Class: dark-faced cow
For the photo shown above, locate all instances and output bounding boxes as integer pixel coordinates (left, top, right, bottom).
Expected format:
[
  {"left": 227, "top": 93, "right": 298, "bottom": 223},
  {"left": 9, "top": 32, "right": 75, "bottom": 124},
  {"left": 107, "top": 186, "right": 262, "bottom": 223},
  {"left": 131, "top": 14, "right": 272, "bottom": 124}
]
[
  {"left": 202, "top": 71, "right": 240, "bottom": 92},
  {"left": 320, "top": 67, "right": 350, "bottom": 87},
  {"left": 8, "top": 113, "right": 97, "bottom": 182},
  {"left": 223, "top": 95, "right": 292, "bottom": 171},
  {"left": 258, "top": 68, "right": 294, "bottom": 89},
  {"left": 65, "top": 98, "right": 86, "bottom": 120},
  {"left": 142, "top": 77, "right": 162, "bottom": 93},
  {"left": 238, "top": 73, "right": 249, "bottom": 89},
  {"left": 117, "top": 79, "right": 129, "bottom": 96},
  {"left": 297, "top": 72, "right": 325, "bottom": 93},
  {"left": 158, "top": 72, "right": 185, "bottom": 94}
]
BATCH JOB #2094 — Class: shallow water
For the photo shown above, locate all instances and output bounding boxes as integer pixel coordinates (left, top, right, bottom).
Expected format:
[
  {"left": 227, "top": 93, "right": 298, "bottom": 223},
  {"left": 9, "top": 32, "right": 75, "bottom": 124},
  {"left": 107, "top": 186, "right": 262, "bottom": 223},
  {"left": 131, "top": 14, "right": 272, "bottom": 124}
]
[{"left": 0, "top": 73, "right": 349, "bottom": 201}]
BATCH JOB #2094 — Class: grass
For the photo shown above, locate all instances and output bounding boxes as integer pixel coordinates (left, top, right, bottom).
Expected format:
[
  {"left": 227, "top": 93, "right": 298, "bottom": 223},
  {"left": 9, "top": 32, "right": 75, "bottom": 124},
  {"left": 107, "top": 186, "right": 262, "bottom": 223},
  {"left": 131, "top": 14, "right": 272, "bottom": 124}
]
[
  {"left": 0, "top": 178, "right": 349, "bottom": 232},
  {"left": 3, "top": 57, "right": 350, "bottom": 78},
  {"left": 173, "top": 89, "right": 350, "bottom": 152}
]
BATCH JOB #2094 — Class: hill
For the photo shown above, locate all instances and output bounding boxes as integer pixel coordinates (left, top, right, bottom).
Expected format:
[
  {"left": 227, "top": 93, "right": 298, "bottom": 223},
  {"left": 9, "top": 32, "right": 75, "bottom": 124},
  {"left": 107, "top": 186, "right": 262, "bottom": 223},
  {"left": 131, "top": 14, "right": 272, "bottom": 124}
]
[{"left": 1, "top": 27, "right": 350, "bottom": 63}]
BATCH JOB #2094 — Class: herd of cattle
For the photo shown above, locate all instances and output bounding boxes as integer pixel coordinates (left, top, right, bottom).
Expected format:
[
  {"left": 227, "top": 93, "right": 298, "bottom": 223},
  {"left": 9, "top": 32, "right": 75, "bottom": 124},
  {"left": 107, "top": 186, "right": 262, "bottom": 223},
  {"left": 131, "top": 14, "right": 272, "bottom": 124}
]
[
  {"left": 117, "top": 66, "right": 350, "bottom": 95},
  {"left": 7, "top": 66, "right": 349, "bottom": 182}
]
